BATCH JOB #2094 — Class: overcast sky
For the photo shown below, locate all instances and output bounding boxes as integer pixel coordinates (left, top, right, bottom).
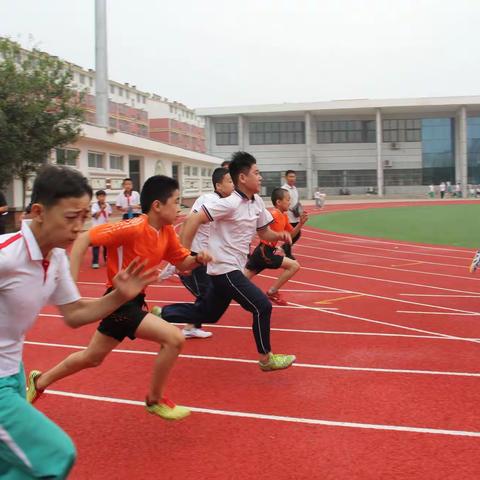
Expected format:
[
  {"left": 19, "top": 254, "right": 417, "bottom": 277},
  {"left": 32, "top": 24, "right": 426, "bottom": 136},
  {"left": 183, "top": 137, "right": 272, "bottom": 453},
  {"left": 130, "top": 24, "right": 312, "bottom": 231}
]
[{"left": 1, "top": 0, "right": 480, "bottom": 108}]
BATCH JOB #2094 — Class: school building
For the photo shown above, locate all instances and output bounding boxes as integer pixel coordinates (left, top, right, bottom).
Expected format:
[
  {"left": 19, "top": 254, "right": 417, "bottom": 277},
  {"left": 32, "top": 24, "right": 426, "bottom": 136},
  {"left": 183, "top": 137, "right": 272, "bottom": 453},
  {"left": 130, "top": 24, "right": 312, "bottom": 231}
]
[{"left": 197, "top": 96, "right": 480, "bottom": 198}]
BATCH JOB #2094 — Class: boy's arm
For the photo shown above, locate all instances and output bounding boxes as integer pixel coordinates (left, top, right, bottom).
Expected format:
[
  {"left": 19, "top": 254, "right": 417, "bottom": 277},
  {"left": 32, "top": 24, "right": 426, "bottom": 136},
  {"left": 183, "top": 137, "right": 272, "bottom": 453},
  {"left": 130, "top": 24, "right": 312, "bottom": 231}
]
[
  {"left": 58, "top": 258, "right": 157, "bottom": 328},
  {"left": 291, "top": 212, "right": 309, "bottom": 237},
  {"left": 70, "top": 231, "right": 91, "bottom": 281},
  {"left": 258, "top": 226, "right": 292, "bottom": 245},
  {"left": 179, "top": 210, "right": 209, "bottom": 249}
]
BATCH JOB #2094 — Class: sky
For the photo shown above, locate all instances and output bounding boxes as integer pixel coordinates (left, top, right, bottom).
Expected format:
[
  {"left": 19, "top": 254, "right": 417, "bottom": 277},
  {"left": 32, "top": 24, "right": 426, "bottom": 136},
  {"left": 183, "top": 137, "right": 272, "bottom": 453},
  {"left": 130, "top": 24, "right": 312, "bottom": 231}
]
[{"left": 1, "top": 0, "right": 480, "bottom": 109}]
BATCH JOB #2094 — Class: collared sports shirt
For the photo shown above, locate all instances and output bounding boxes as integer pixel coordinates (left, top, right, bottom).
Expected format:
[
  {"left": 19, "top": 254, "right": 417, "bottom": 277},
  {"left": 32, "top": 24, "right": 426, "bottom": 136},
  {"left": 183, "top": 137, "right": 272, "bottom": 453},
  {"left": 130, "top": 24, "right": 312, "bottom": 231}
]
[
  {"left": 0, "top": 221, "right": 80, "bottom": 378},
  {"left": 89, "top": 215, "right": 190, "bottom": 287},
  {"left": 281, "top": 183, "right": 300, "bottom": 223},
  {"left": 201, "top": 190, "right": 273, "bottom": 275},
  {"left": 115, "top": 190, "right": 141, "bottom": 214},
  {"left": 260, "top": 209, "right": 293, "bottom": 247},
  {"left": 190, "top": 192, "right": 221, "bottom": 254}
]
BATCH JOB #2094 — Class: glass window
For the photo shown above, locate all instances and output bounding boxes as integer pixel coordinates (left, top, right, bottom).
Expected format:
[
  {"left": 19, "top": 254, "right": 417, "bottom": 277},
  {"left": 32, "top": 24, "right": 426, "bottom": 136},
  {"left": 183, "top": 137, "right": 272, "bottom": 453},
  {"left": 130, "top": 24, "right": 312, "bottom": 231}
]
[
  {"left": 191, "top": 167, "right": 198, "bottom": 176},
  {"left": 110, "top": 84, "right": 115, "bottom": 94},
  {"left": 383, "top": 118, "right": 421, "bottom": 143},
  {"left": 56, "top": 148, "right": 79, "bottom": 167},
  {"left": 249, "top": 122, "right": 305, "bottom": 144},
  {"left": 79, "top": 74, "right": 85, "bottom": 84},
  {"left": 88, "top": 151, "right": 104, "bottom": 169},
  {"left": 316, "top": 120, "right": 375, "bottom": 143},
  {"left": 109, "top": 154, "right": 123, "bottom": 170},
  {"left": 118, "top": 88, "right": 123, "bottom": 97},
  {"left": 183, "top": 165, "right": 191, "bottom": 176},
  {"left": 468, "top": 117, "right": 480, "bottom": 184},
  {"left": 216, "top": 122, "right": 238, "bottom": 145}
]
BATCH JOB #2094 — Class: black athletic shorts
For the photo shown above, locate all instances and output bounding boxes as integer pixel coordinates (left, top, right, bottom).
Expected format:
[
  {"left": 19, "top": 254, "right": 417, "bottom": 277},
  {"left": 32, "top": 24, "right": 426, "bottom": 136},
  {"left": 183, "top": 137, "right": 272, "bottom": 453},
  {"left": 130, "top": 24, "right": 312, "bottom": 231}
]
[
  {"left": 245, "top": 243, "right": 284, "bottom": 274},
  {"left": 97, "top": 289, "right": 149, "bottom": 341}
]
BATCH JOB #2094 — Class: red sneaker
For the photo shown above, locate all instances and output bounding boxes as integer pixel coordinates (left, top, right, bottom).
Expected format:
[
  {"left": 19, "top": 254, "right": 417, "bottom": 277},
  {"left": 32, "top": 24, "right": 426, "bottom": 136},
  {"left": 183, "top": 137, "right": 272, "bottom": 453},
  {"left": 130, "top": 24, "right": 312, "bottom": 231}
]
[{"left": 266, "top": 290, "right": 288, "bottom": 306}]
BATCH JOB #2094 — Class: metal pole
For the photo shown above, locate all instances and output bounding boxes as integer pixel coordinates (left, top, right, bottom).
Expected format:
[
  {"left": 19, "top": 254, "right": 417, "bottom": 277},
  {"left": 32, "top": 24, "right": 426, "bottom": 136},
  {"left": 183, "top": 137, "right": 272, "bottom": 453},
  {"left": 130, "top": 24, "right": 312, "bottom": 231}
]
[
  {"left": 376, "top": 108, "right": 384, "bottom": 197},
  {"left": 95, "top": 0, "right": 109, "bottom": 128}
]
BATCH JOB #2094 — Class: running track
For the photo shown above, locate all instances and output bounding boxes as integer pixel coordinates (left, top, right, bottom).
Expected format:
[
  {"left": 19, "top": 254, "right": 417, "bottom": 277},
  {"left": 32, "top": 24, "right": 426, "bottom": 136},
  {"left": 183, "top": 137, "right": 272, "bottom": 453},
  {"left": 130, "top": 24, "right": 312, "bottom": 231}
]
[{"left": 24, "top": 201, "right": 480, "bottom": 479}]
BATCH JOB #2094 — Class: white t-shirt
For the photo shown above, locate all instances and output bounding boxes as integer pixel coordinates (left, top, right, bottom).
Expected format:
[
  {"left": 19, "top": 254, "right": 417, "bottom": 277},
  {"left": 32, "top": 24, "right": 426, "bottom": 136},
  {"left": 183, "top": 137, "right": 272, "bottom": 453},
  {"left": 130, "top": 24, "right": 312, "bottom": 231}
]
[
  {"left": 281, "top": 183, "right": 300, "bottom": 223},
  {"left": 91, "top": 201, "right": 113, "bottom": 226},
  {"left": 190, "top": 192, "right": 221, "bottom": 254},
  {"left": 0, "top": 221, "right": 80, "bottom": 377},
  {"left": 115, "top": 191, "right": 141, "bottom": 214},
  {"left": 201, "top": 190, "right": 273, "bottom": 275}
]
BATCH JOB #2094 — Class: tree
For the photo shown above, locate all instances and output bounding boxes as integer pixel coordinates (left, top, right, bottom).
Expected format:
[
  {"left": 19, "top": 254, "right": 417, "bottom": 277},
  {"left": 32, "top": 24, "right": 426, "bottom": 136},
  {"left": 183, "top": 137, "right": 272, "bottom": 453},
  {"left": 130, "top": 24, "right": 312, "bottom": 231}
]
[{"left": 0, "top": 37, "right": 85, "bottom": 206}]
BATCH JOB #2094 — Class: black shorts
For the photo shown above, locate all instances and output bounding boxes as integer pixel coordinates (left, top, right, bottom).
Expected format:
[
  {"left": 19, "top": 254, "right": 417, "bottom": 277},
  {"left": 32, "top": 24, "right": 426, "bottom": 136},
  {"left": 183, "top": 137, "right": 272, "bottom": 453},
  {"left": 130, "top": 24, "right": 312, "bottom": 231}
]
[
  {"left": 97, "top": 289, "right": 149, "bottom": 341},
  {"left": 245, "top": 243, "right": 284, "bottom": 274}
]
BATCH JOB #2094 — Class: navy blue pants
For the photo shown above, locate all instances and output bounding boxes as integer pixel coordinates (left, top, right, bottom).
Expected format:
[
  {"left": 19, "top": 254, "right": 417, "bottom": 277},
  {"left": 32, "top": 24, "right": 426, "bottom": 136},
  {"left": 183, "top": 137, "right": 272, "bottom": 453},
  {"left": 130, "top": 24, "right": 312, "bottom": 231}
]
[
  {"left": 179, "top": 265, "right": 210, "bottom": 329},
  {"left": 161, "top": 269, "right": 272, "bottom": 354}
]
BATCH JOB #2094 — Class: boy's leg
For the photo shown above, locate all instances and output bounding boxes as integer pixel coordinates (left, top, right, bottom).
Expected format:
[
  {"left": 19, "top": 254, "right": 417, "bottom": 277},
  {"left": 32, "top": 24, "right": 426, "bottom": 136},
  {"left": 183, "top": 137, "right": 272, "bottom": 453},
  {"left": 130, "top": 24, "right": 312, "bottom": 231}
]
[
  {"left": 91, "top": 246, "right": 99, "bottom": 267},
  {"left": 30, "top": 331, "right": 119, "bottom": 400},
  {"left": 213, "top": 271, "right": 295, "bottom": 370},
  {"left": 0, "top": 370, "right": 76, "bottom": 479},
  {"left": 135, "top": 314, "right": 184, "bottom": 403},
  {"left": 266, "top": 257, "right": 300, "bottom": 306},
  {"left": 283, "top": 224, "right": 300, "bottom": 259}
]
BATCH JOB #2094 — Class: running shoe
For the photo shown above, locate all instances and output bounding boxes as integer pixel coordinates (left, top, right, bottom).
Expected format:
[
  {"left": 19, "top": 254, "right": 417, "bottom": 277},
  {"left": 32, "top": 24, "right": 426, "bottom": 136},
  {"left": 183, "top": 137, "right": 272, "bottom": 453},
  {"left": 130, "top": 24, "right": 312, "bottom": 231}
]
[
  {"left": 469, "top": 250, "right": 480, "bottom": 273},
  {"left": 266, "top": 290, "right": 288, "bottom": 306},
  {"left": 182, "top": 327, "right": 213, "bottom": 339},
  {"left": 92, "top": 263, "right": 99, "bottom": 269},
  {"left": 151, "top": 306, "right": 162, "bottom": 317},
  {"left": 26, "top": 370, "right": 44, "bottom": 404},
  {"left": 145, "top": 397, "right": 191, "bottom": 420},
  {"left": 259, "top": 353, "right": 296, "bottom": 372}
]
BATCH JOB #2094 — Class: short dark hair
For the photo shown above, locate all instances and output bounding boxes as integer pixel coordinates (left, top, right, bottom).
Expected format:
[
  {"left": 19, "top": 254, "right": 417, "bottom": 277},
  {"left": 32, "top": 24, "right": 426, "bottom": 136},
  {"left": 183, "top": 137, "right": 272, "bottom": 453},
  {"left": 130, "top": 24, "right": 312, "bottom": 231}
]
[
  {"left": 271, "top": 187, "right": 288, "bottom": 206},
  {"left": 212, "top": 167, "right": 229, "bottom": 189},
  {"left": 122, "top": 178, "right": 133, "bottom": 184},
  {"left": 95, "top": 190, "right": 106, "bottom": 197},
  {"left": 285, "top": 170, "right": 296, "bottom": 176},
  {"left": 140, "top": 175, "right": 179, "bottom": 213},
  {"left": 220, "top": 160, "right": 230, "bottom": 168},
  {"left": 31, "top": 165, "right": 92, "bottom": 207},
  {"left": 229, "top": 151, "right": 256, "bottom": 185}
]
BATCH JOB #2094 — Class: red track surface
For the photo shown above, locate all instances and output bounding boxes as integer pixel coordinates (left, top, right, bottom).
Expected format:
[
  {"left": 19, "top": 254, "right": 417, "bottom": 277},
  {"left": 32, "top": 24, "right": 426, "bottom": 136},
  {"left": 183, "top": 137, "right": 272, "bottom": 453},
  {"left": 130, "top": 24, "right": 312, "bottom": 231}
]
[{"left": 24, "top": 201, "right": 480, "bottom": 479}]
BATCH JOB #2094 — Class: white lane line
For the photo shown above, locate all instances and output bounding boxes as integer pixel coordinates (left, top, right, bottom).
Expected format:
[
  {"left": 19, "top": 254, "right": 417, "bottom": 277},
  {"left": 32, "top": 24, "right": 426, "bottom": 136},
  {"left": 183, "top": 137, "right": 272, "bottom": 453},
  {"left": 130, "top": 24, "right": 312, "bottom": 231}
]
[
  {"left": 301, "top": 228, "right": 474, "bottom": 255},
  {"left": 299, "top": 235, "right": 472, "bottom": 262},
  {"left": 397, "top": 311, "right": 480, "bottom": 316},
  {"left": 400, "top": 294, "right": 480, "bottom": 298},
  {"left": 37, "top": 313, "right": 479, "bottom": 341},
  {"left": 76, "top": 281, "right": 339, "bottom": 294},
  {"left": 259, "top": 273, "right": 480, "bottom": 316},
  {"left": 281, "top": 300, "right": 480, "bottom": 345},
  {"left": 24, "top": 340, "right": 480, "bottom": 377},
  {"left": 295, "top": 252, "right": 478, "bottom": 282},
  {"left": 45, "top": 389, "right": 480, "bottom": 438},
  {"left": 296, "top": 241, "right": 467, "bottom": 269}
]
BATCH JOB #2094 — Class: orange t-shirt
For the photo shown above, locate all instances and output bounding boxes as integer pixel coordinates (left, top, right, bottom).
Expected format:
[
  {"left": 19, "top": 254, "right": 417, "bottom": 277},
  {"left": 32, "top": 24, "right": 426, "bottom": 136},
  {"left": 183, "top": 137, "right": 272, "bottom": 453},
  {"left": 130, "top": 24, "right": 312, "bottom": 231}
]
[
  {"left": 260, "top": 209, "right": 293, "bottom": 247},
  {"left": 89, "top": 215, "right": 190, "bottom": 287}
]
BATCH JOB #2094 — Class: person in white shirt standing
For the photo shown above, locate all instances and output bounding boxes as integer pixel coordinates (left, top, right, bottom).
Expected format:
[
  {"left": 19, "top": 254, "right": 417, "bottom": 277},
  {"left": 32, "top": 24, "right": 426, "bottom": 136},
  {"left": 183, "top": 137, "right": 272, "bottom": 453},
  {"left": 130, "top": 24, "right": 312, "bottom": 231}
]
[
  {"left": 0, "top": 165, "right": 155, "bottom": 479},
  {"left": 158, "top": 152, "right": 296, "bottom": 371},
  {"left": 115, "top": 177, "right": 141, "bottom": 220},
  {"left": 281, "top": 170, "right": 303, "bottom": 259},
  {"left": 91, "top": 189, "right": 112, "bottom": 268}
]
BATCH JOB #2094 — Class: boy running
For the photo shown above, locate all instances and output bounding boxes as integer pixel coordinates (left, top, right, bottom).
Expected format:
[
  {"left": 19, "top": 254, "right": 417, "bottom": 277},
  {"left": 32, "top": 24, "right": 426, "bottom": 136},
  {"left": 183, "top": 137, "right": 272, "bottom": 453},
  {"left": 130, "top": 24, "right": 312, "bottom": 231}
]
[
  {"left": 0, "top": 165, "right": 156, "bottom": 479},
  {"left": 154, "top": 167, "right": 234, "bottom": 339},
  {"left": 245, "top": 187, "right": 308, "bottom": 306},
  {"left": 158, "top": 152, "right": 296, "bottom": 371},
  {"left": 27, "top": 175, "right": 212, "bottom": 421}
]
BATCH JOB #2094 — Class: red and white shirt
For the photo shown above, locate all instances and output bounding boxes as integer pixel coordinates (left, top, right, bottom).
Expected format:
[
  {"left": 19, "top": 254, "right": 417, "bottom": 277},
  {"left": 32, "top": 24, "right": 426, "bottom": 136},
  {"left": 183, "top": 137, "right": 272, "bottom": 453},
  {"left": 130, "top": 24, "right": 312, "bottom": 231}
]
[
  {"left": 91, "top": 201, "right": 113, "bottom": 226},
  {"left": 0, "top": 221, "right": 80, "bottom": 378},
  {"left": 115, "top": 191, "right": 141, "bottom": 214}
]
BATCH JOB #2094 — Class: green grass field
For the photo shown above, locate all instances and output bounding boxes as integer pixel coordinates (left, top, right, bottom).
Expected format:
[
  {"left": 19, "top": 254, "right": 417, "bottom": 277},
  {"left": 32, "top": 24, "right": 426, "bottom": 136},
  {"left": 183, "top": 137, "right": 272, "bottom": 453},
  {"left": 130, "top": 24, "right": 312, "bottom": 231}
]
[{"left": 307, "top": 204, "right": 480, "bottom": 248}]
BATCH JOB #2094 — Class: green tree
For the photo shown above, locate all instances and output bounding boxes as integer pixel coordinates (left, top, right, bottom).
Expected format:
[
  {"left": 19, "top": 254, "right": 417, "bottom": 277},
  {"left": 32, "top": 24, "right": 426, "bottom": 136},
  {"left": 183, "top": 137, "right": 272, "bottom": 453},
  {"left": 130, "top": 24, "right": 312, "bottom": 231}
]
[{"left": 0, "top": 37, "right": 85, "bottom": 206}]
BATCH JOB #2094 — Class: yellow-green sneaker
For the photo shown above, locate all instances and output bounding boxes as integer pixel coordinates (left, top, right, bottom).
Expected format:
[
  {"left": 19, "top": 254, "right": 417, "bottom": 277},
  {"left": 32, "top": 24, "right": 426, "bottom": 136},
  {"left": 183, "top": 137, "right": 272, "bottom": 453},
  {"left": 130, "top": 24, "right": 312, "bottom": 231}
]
[
  {"left": 145, "top": 397, "right": 191, "bottom": 421},
  {"left": 151, "top": 306, "right": 162, "bottom": 317},
  {"left": 26, "top": 370, "right": 44, "bottom": 404},
  {"left": 259, "top": 353, "right": 296, "bottom": 372}
]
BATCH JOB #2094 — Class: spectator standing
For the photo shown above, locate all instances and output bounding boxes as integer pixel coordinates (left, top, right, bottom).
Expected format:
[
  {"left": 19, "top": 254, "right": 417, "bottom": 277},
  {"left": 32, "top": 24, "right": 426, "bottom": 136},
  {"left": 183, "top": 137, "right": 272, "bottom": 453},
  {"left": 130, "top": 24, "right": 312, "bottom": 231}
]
[
  {"left": 115, "top": 178, "right": 141, "bottom": 220},
  {"left": 281, "top": 170, "right": 302, "bottom": 259},
  {"left": 439, "top": 182, "right": 446, "bottom": 199}
]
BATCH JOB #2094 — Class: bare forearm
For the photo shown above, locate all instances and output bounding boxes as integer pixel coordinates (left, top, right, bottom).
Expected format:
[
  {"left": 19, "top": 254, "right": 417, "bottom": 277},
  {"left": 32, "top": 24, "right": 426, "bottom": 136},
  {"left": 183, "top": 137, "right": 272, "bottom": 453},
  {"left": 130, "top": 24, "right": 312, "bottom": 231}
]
[
  {"left": 179, "top": 214, "right": 206, "bottom": 249},
  {"left": 61, "top": 290, "right": 128, "bottom": 328},
  {"left": 70, "top": 232, "right": 91, "bottom": 280}
]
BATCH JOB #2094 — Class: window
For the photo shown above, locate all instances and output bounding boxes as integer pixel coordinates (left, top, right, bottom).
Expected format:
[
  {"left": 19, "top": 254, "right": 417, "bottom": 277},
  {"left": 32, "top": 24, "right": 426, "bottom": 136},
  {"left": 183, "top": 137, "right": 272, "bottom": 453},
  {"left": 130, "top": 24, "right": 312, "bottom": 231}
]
[
  {"left": 201, "top": 168, "right": 207, "bottom": 177},
  {"left": 88, "top": 151, "right": 105, "bottom": 169},
  {"left": 56, "top": 148, "right": 79, "bottom": 166},
  {"left": 88, "top": 77, "right": 93, "bottom": 87},
  {"left": 109, "top": 154, "right": 123, "bottom": 170},
  {"left": 317, "top": 170, "right": 376, "bottom": 187},
  {"left": 216, "top": 123, "right": 238, "bottom": 145},
  {"left": 383, "top": 119, "right": 421, "bottom": 142},
  {"left": 317, "top": 120, "right": 376, "bottom": 143},
  {"left": 137, "top": 94, "right": 141, "bottom": 102},
  {"left": 79, "top": 74, "right": 85, "bottom": 85},
  {"left": 118, "top": 88, "right": 123, "bottom": 97},
  {"left": 183, "top": 166, "right": 191, "bottom": 176},
  {"left": 191, "top": 167, "right": 198, "bottom": 176},
  {"left": 249, "top": 122, "right": 305, "bottom": 145},
  {"left": 110, "top": 84, "right": 115, "bottom": 94}
]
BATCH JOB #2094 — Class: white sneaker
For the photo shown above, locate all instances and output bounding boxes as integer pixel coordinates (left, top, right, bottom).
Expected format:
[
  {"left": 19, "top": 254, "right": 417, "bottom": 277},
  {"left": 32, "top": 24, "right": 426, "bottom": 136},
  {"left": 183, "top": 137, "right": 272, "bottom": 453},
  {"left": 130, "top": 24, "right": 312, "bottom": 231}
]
[
  {"left": 92, "top": 263, "right": 99, "bottom": 269},
  {"left": 182, "top": 328, "right": 213, "bottom": 339}
]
